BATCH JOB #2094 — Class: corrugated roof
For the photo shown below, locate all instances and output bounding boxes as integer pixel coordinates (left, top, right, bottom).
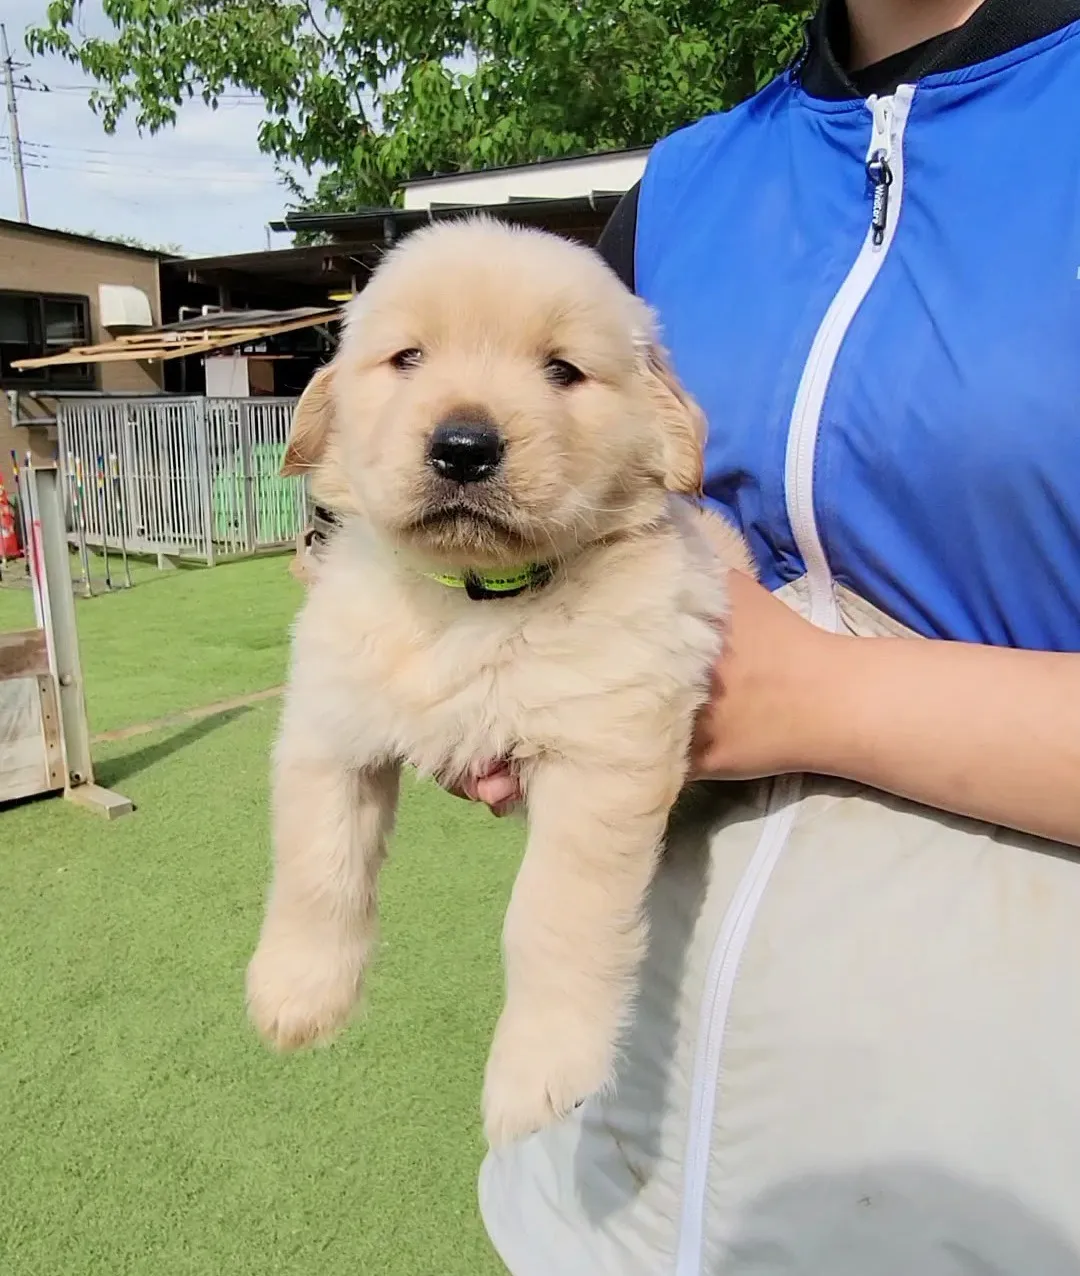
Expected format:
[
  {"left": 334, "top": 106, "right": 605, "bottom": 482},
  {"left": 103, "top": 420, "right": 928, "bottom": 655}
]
[
  {"left": 161, "top": 305, "right": 334, "bottom": 332},
  {"left": 269, "top": 190, "right": 623, "bottom": 237},
  {"left": 12, "top": 306, "right": 340, "bottom": 370}
]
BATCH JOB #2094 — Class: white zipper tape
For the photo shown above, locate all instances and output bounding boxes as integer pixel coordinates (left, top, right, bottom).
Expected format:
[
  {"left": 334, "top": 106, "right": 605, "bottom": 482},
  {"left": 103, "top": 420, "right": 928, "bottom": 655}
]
[
  {"left": 783, "top": 85, "right": 914, "bottom": 633},
  {"left": 674, "top": 774, "right": 803, "bottom": 1276},
  {"left": 674, "top": 84, "right": 916, "bottom": 1275}
]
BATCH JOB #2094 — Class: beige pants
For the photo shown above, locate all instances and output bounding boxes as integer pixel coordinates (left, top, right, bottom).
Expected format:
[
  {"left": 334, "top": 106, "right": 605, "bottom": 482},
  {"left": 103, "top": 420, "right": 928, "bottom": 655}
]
[{"left": 480, "top": 587, "right": 1080, "bottom": 1275}]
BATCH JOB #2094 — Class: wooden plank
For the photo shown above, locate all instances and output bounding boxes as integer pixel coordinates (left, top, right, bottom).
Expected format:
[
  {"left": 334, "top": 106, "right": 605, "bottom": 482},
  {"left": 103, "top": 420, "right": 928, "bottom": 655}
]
[
  {"left": 0, "top": 675, "right": 55, "bottom": 803},
  {"left": 67, "top": 783, "right": 134, "bottom": 820},
  {"left": 12, "top": 310, "right": 342, "bottom": 368},
  {"left": 0, "top": 629, "right": 49, "bottom": 681},
  {"left": 38, "top": 674, "right": 65, "bottom": 793}
]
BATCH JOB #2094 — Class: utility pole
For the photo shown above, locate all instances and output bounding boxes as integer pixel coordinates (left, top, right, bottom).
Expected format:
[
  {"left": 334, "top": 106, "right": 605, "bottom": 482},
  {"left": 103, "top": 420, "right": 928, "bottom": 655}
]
[{"left": 1, "top": 23, "right": 29, "bottom": 223}]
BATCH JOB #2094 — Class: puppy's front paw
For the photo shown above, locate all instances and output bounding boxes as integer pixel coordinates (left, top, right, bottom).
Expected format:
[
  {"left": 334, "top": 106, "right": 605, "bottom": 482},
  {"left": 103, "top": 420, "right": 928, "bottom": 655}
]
[
  {"left": 246, "top": 933, "right": 367, "bottom": 1051},
  {"left": 482, "top": 1004, "right": 617, "bottom": 1147}
]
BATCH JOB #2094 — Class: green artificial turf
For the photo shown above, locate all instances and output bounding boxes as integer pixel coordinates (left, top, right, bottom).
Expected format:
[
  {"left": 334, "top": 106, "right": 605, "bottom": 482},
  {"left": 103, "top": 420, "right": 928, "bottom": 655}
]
[
  {"left": 0, "top": 552, "right": 304, "bottom": 734},
  {"left": 0, "top": 556, "right": 520, "bottom": 1275}
]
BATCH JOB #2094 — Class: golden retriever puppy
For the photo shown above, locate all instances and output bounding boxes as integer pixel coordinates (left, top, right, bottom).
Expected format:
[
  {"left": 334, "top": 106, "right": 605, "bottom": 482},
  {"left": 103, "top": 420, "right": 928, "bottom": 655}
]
[{"left": 247, "top": 218, "right": 752, "bottom": 1147}]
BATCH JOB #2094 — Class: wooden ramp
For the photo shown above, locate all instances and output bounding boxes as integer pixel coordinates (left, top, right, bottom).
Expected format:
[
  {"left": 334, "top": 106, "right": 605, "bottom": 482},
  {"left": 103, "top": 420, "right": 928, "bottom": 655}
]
[{"left": 0, "top": 630, "right": 63, "bottom": 804}]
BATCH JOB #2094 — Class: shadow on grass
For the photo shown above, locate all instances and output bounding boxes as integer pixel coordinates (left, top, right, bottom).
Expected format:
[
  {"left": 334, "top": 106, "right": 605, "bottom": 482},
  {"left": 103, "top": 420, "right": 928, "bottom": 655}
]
[{"left": 95, "top": 705, "right": 255, "bottom": 786}]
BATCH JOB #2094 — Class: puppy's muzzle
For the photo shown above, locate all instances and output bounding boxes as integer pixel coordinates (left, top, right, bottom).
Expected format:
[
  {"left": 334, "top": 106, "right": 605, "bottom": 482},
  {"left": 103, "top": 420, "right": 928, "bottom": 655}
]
[{"left": 427, "top": 414, "right": 504, "bottom": 485}]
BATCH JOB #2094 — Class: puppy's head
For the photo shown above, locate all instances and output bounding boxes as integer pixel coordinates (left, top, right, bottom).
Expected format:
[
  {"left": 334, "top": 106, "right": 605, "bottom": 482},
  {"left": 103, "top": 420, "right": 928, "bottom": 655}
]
[{"left": 284, "top": 219, "right": 705, "bottom": 568}]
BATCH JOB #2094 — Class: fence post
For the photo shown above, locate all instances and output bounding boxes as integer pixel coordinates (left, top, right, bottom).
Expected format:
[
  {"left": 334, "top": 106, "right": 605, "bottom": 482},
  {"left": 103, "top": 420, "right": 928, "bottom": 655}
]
[
  {"left": 120, "top": 407, "right": 138, "bottom": 553},
  {"left": 29, "top": 464, "right": 94, "bottom": 791},
  {"left": 239, "top": 399, "right": 257, "bottom": 554},
  {"left": 193, "top": 398, "right": 216, "bottom": 567}
]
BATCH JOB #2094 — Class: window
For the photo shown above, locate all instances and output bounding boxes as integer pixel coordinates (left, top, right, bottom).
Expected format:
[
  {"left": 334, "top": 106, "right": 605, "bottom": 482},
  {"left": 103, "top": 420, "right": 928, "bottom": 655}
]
[{"left": 0, "top": 292, "right": 94, "bottom": 388}]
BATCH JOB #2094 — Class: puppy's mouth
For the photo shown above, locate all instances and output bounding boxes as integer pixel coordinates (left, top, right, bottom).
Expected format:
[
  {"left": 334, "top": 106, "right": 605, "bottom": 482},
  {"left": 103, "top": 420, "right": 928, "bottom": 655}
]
[
  {"left": 400, "top": 492, "right": 533, "bottom": 559},
  {"left": 409, "top": 502, "right": 518, "bottom": 537}
]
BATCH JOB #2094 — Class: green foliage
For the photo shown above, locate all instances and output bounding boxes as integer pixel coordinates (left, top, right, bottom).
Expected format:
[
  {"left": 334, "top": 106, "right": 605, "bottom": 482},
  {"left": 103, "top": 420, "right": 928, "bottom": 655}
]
[
  {"left": 67, "top": 228, "right": 184, "bottom": 254},
  {"left": 28, "top": 0, "right": 813, "bottom": 213}
]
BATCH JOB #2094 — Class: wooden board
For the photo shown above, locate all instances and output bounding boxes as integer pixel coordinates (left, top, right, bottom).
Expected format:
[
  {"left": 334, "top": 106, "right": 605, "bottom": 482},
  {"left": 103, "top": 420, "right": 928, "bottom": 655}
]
[
  {"left": 0, "top": 630, "right": 49, "bottom": 681},
  {"left": 0, "top": 674, "right": 64, "bottom": 804},
  {"left": 11, "top": 309, "right": 341, "bottom": 368}
]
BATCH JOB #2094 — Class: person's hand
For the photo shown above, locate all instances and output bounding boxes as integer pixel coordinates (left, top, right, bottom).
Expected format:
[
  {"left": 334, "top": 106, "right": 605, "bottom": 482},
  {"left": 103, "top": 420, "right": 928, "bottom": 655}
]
[
  {"left": 441, "top": 571, "right": 836, "bottom": 814},
  {"left": 688, "top": 570, "right": 833, "bottom": 780}
]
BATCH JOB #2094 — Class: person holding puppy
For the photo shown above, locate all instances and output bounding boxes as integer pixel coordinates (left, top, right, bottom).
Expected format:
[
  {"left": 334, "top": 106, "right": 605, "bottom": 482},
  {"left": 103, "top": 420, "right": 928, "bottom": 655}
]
[{"left": 469, "top": 0, "right": 1080, "bottom": 1271}]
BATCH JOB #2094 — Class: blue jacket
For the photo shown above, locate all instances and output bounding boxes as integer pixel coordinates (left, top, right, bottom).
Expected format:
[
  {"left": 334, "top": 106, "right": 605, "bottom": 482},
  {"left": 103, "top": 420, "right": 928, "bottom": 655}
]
[{"left": 636, "top": 21, "right": 1080, "bottom": 650}]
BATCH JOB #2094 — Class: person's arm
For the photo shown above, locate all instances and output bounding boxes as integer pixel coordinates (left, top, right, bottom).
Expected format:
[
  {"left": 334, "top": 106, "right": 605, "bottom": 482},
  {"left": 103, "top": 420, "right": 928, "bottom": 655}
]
[
  {"left": 693, "top": 573, "right": 1080, "bottom": 847},
  {"left": 460, "top": 573, "right": 1080, "bottom": 847}
]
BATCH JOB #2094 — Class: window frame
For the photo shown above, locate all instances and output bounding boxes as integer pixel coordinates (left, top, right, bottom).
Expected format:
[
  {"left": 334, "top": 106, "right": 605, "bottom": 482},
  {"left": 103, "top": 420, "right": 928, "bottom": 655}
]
[{"left": 0, "top": 290, "right": 96, "bottom": 390}]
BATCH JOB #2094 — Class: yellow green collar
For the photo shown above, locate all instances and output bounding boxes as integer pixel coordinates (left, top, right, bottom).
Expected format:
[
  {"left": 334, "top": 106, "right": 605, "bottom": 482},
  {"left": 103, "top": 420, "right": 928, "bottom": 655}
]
[{"left": 423, "top": 563, "right": 552, "bottom": 600}]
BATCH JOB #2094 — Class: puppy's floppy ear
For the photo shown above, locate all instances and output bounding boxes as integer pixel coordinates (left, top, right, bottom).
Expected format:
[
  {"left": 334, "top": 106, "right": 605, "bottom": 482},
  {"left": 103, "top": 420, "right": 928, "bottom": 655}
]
[
  {"left": 281, "top": 364, "right": 336, "bottom": 477},
  {"left": 281, "top": 362, "right": 360, "bottom": 515},
  {"left": 635, "top": 335, "right": 707, "bottom": 496}
]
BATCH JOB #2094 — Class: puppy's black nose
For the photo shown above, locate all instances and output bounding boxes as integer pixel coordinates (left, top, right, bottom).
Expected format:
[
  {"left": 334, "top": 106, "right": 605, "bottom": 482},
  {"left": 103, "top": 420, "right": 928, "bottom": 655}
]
[{"left": 427, "top": 418, "right": 504, "bottom": 484}]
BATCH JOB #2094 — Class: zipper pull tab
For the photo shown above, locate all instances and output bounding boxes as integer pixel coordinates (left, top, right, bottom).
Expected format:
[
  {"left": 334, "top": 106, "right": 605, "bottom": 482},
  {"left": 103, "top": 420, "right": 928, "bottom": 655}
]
[
  {"left": 867, "top": 150, "right": 893, "bottom": 246},
  {"left": 865, "top": 94, "right": 894, "bottom": 248}
]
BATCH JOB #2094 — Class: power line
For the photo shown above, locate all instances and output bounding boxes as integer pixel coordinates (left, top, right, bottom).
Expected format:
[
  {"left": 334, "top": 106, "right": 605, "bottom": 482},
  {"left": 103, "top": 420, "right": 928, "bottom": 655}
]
[
  {"left": 0, "top": 151, "right": 279, "bottom": 186},
  {"left": 19, "top": 77, "right": 263, "bottom": 103},
  {"left": 18, "top": 134, "right": 273, "bottom": 164}
]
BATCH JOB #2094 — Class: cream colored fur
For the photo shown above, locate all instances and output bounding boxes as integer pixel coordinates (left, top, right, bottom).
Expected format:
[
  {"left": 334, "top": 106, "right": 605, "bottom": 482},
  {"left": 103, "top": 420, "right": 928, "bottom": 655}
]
[{"left": 247, "top": 219, "right": 752, "bottom": 1147}]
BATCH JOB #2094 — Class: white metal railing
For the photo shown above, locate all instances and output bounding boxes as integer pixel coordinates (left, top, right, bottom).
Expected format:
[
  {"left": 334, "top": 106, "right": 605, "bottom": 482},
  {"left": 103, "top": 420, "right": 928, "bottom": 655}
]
[{"left": 55, "top": 396, "right": 305, "bottom": 565}]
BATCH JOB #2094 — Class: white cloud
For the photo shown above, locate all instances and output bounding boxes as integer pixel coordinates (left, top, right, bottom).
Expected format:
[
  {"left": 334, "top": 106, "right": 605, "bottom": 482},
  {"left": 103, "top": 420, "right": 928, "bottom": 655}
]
[{"left": 1, "top": 0, "right": 307, "bottom": 255}]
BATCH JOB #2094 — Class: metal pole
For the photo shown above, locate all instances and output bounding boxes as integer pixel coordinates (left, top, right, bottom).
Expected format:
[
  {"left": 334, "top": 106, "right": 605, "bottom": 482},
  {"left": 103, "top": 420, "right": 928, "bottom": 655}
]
[
  {"left": 28, "top": 461, "right": 132, "bottom": 817},
  {"left": 194, "top": 398, "right": 216, "bottom": 566},
  {"left": 73, "top": 454, "right": 94, "bottom": 595},
  {"left": 110, "top": 451, "right": 132, "bottom": 587},
  {"left": 64, "top": 454, "right": 88, "bottom": 598},
  {"left": 239, "top": 399, "right": 257, "bottom": 554},
  {"left": 94, "top": 454, "right": 112, "bottom": 589},
  {"left": 0, "top": 24, "right": 29, "bottom": 224},
  {"left": 67, "top": 451, "right": 93, "bottom": 598}
]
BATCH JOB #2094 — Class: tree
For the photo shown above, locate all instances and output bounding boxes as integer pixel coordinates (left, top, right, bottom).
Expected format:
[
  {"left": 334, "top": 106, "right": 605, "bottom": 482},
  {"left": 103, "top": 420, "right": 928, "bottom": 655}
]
[
  {"left": 71, "top": 229, "right": 184, "bottom": 254},
  {"left": 29, "top": 1, "right": 812, "bottom": 214}
]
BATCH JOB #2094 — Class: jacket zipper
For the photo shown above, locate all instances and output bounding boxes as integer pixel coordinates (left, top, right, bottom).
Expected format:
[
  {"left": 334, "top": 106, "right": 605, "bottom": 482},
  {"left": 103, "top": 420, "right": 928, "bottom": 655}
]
[
  {"left": 673, "top": 774, "right": 802, "bottom": 1276},
  {"left": 674, "top": 87, "right": 915, "bottom": 1276},
  {"left": 782, "top": 87, "right": 914, "bottom": 633},
  {"left": 867, "top": 100, "right": 895, "bottom": 246}
]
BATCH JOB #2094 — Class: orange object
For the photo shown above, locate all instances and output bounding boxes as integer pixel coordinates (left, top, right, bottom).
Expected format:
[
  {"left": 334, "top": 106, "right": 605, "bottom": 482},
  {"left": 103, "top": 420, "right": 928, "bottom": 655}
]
[{"left": 0, "top": 475, "right": 21, "bottom": 559}]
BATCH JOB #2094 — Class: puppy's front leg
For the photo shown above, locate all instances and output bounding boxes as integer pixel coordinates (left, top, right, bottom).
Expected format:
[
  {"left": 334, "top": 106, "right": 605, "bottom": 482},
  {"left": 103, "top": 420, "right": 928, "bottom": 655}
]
[
  {"left": 247, "top": 740, "right": 401, "bottom": 1051},
  {"left": 483, "top": 753, "right": 684, "bottom": 1146}
]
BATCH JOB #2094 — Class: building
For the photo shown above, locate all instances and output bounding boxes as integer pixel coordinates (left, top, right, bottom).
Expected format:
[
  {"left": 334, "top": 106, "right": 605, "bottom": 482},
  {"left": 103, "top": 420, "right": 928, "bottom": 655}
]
[
  {"left": 169, "top": 146, "right": 645, "bottom": 316},
  {"left": 1, "top": 146, "right": 646, "bottom": 482},
  {"left": 0, "top": 219, "right": 167, "bottom": 488},
  {"left": 400, "top": 146, "right": 648, "bottom": 211}
]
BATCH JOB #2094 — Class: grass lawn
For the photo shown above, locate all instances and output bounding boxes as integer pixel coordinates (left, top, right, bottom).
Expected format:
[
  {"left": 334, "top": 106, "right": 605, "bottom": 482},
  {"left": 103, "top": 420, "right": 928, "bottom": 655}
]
[
  {"left": 0, "top": 555, "right": 519, "bottom": 1275},
  {"left": 0, "top": 552, "right": 306, "bottom": 734}
]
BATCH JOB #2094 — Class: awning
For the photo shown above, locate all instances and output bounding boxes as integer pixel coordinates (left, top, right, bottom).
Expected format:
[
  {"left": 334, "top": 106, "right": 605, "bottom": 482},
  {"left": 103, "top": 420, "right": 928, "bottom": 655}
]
[{"left": 12, "top": 305, "right": 341, "bottom": 369}]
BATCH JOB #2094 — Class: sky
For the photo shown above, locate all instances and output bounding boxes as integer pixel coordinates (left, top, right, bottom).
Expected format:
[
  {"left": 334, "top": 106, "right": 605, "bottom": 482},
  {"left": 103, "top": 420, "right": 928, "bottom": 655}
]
[{"left": 1, "top": 0, "right": 300, "bottom": 258}]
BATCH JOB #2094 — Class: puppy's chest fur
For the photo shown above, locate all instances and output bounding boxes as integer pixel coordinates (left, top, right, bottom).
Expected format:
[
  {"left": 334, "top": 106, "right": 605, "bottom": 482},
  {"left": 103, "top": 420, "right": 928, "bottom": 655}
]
[{"left": 286, "top": 504, "right": 728, "bottom": 781}]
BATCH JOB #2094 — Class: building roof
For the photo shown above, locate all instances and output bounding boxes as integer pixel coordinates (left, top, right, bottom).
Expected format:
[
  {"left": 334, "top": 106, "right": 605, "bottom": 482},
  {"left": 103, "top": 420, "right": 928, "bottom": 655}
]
[
  {"left": 269, "top": 190, "right": 622, "bottom": 239},
  {"left": 169, "top": 191, "right": 621, "bottom": 303},
  {"left": 12, "top": 306, "right": 339, "bottom": 369},
  {"left": 161, "top": 306, "right": 331, "bottom": 333},
  {"left": 400, "top": 144, "right": 651, "bottom": 187},
  {"left": 0, "top": 217, "right": 176, "bottom": 259}
]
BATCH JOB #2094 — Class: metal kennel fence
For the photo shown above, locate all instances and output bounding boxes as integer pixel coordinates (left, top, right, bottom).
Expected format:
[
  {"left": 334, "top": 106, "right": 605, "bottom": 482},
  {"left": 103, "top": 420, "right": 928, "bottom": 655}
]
[{"left": 55, "top": 396, "right": 305, "bottom": 566}]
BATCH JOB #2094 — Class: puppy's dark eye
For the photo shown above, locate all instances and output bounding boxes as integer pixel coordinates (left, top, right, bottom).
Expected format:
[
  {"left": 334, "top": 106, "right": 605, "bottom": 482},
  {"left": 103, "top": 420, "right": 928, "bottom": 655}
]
[
  {"left": 389, "top": 347, "right": 423, "bottom": 371},
  {"left": 545, "top": 357, "right": 585, "bottom": 388}
]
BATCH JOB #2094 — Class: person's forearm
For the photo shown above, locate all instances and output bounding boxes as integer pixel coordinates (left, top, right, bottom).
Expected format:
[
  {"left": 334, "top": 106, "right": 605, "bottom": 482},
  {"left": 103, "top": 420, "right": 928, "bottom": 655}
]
[{"left": 801, "top": 635, "right": 1080, "bottom": 846}]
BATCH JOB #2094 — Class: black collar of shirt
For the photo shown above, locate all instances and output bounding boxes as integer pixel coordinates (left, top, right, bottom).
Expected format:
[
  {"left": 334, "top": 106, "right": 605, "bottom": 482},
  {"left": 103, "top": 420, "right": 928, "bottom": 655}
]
[
  {"left": 595, "top": 0, "right": 1080, "bottom": 293},
  {"left": 800, "top": 0, "right": 1080, "bottom": 100}
]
